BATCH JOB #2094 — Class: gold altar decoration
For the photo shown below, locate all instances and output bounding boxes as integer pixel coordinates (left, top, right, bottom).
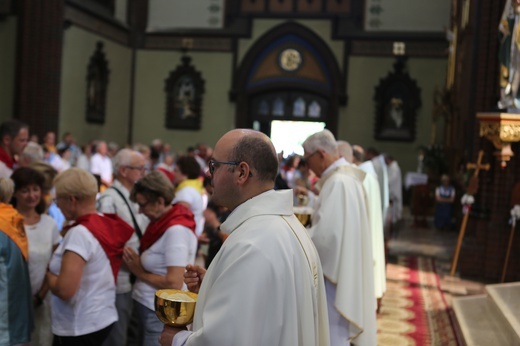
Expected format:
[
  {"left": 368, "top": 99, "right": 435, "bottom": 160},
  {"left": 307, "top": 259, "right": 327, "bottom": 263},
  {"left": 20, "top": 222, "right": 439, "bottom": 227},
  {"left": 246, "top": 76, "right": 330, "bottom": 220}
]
[
  {"left": 155, "top": 289, "right": 198, "bottom": 327},
  {"left": 477, "top": 113, "right": 520, "bottom": 168}
]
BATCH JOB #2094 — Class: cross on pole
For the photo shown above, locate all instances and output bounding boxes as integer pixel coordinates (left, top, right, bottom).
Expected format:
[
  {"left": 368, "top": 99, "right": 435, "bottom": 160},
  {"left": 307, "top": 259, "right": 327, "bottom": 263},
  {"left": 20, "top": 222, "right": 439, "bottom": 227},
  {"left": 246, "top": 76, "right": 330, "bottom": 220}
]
[
  {"left": 466, "top": 150, "right": 491, "bottom": 178},
  {"left": 450, "top": 150, "right": 490, "bottom": 276}
]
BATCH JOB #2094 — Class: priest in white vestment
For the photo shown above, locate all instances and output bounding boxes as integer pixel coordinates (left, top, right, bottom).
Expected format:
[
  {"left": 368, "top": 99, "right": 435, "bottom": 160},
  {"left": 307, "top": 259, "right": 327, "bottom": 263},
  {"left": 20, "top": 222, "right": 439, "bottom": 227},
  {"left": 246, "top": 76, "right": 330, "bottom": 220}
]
[
  {"left": 300, "top": 131, "right": 377, "bottom": 346},
  {"left": 385, "top": 155, "right": 403, "bottom": 224},
  {"left": 160, "top": 129, "right": 330, "bottom": 346},
  {"left": 366, "top": 148, "right": 389, "bottom": 222},
  {"left": 339, "top": 141, "right": 386, "bottom": 301}
]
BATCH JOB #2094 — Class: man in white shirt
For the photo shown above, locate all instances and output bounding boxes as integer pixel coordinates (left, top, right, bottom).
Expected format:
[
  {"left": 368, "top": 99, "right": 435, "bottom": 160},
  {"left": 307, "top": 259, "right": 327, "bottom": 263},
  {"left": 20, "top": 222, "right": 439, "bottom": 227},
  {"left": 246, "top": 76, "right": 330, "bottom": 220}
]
[
  {"left": 90, "top": 140, "right": 113, "bottom": 187},
  {"left": 159, "top": 129, "right": 330, "bottom": 346},
  {"left": 302, "top": 130, "right": 376, "bottom": 345},
  {"left": 0, "top": 120, "right": 29, "bottom": 178},
  {"left": 97, "top": 149, "right": 149, "bottom": 346}
]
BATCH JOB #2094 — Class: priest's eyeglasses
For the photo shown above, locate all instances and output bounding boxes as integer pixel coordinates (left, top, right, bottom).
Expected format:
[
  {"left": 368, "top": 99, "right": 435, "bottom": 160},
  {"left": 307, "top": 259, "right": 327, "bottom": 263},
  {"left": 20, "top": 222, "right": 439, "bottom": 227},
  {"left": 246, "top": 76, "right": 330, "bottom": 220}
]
[
  {"left": 302, "top": 150, "right": 319, "bottom": 163},
  {"left": 208, "top": 160, "right": 240, "bottom": 174},
  {"left": 208, "top": 160, "right": 253, "bottom": 177}
]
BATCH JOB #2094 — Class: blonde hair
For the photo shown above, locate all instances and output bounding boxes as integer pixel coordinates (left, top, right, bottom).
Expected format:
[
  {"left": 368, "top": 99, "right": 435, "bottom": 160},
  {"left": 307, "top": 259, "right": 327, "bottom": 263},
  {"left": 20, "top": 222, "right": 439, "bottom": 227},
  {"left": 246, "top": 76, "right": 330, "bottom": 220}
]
[
  {"left": 54, "top": 168, "right": 98, "bottom": 200},
  {"left": 0, "top": 178, "right": 14, "bottom": 203}
]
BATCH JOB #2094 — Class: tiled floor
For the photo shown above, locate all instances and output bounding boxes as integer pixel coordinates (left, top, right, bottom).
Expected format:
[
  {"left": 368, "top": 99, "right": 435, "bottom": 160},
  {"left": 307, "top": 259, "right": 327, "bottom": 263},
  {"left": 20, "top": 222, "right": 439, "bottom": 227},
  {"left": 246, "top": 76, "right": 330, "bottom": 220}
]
[{"left": 387, "top": 209, "right": 486, "bottom": 306}]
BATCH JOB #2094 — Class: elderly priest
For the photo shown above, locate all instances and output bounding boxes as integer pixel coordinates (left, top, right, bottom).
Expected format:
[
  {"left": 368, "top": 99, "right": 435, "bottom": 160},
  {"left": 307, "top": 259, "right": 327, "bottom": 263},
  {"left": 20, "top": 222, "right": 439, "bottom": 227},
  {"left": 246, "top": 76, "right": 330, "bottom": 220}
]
[{"left": 299, "top": 130, "right": 377, "bottom": 345}]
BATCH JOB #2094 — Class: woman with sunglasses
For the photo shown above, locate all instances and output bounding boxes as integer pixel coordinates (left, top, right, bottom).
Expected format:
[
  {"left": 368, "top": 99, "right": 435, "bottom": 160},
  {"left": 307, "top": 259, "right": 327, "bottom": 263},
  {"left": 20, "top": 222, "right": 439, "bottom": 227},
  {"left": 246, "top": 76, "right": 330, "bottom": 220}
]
[
  {"left": 124, "top": 171, "right": 197, "bottom": 346},
  {"left": 11, "top": 167, "right": 61, "bottom": 346}
]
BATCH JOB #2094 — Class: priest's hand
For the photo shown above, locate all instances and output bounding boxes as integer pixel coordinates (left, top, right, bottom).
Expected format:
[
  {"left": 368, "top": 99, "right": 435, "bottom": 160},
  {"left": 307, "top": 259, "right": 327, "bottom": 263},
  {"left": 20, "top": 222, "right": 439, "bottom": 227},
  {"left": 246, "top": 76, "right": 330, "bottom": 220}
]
[
  {"left": 185, "top": 264, "right": 206, "bottom": 293},
  {"left": 123, "top": 246, "right": 144, "bottom": 277},
  {"left": 159, "top": 325, "right": 186, "bottom": 346},
  {"left": 293, "top": 185, "right": 308, "bottom": 196}
]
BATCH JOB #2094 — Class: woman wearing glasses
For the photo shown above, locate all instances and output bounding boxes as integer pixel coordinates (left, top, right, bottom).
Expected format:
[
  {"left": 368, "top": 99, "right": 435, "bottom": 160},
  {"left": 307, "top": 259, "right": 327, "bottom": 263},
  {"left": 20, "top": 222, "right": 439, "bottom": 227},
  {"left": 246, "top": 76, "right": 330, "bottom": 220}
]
[
  {"left": 11, "top": 167, "right": 61, "bottom": 346},
  {"left": 124, "top": 171, "right": 197, "bottom": 346}
]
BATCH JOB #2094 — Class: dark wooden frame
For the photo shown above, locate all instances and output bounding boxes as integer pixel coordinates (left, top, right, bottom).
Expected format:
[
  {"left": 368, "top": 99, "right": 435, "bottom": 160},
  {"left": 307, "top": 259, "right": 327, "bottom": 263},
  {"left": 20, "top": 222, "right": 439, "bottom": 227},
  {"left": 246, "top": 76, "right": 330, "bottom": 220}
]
[
  {"left": 86, "top": 41, "right": 110, "bottom": 124},
  {"left": 374, "top": 58, "right": 421, "bottom": 141},
  {"left": 164, "top": 56, "right": 205, "bottom": 130}
]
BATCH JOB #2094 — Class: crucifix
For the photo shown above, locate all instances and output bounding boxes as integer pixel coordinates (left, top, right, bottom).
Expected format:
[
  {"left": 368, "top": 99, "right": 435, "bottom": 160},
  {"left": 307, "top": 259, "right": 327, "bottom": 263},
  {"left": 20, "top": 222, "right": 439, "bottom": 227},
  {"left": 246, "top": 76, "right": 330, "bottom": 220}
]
[{"left": 450, "top": 150, "right": 490, "bottom": 276}]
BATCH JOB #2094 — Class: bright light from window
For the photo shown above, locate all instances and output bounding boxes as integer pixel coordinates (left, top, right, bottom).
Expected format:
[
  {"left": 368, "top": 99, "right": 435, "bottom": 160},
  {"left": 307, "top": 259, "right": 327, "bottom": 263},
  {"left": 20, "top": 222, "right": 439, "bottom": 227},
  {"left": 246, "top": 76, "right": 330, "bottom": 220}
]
[{"left": 270, "top": 120, "right": 326, "bottom": 158}]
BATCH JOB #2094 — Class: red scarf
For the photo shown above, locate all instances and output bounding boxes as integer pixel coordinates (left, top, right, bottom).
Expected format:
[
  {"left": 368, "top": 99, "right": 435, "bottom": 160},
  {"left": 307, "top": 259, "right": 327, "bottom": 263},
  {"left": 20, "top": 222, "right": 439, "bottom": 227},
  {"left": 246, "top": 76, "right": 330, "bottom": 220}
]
[
  {"left": 66, "top": 213, "right": 134, "bottom": 282},
  {"left": 140, "top": 204, "right": 196, "bottom": 253},
  {"left": 0, "top": 146, "right": 14, "bottom": 169}
]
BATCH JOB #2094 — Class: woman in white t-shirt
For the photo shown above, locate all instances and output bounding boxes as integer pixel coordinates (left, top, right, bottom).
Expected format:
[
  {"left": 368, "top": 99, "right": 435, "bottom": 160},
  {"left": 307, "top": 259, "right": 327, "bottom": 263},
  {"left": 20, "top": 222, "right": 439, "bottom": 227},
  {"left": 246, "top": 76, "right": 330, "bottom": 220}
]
[
  {"left": 47, "top": 168, "right": 130, "bottom": 346},
  {"left": 172, "top": 156, "right": 205, "bottom": 237},
  {"left": 11, "top": 167, "right": 61, "bottom": 346},
  {"left": 124, "top": 171, "right": 197, "bottom": 346}
]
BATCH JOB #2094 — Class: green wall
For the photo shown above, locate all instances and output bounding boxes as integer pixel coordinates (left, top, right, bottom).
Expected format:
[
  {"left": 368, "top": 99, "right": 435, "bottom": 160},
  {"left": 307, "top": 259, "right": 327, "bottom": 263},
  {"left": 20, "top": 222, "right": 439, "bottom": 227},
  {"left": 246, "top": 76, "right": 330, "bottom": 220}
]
[
  {"left": 342, "top": 57, "right": 447, "bottom": 175},
  {"left": 133, "top": 50, "right": 234, "bottom": 152},
  {"left": 60, "top": 26, "right": 131, "bottom": 146},
  {"left": 0, "top": 17, "right": 17, "bottom": 123},
  {"left": 56, "top": 18, "right": 446, "bottom": 170}
]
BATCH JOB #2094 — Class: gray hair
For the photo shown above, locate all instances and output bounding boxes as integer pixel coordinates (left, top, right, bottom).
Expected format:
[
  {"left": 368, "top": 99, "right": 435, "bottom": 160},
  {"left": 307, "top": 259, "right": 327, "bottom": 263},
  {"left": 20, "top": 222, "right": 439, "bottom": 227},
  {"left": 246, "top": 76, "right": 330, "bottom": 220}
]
[
  {"left": 20, "top": 142, "right": 44, "bottom": 163},
  {"left": 302, "top": 129, "right": 338, "bottom": 156},
  {"left": 113, "top": 149, "right": 142, "bottom": 177},
  {"left": 337, "top": 140, "right": 353, "bottom": 163}
]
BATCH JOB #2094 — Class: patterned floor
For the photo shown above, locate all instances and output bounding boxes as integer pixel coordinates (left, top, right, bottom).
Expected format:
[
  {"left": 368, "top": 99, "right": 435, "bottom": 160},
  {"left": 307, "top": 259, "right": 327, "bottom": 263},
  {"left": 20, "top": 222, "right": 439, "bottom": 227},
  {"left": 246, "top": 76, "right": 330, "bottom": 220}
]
[{"left": 377, "top": 257, "right": 459, "bottom": 346}]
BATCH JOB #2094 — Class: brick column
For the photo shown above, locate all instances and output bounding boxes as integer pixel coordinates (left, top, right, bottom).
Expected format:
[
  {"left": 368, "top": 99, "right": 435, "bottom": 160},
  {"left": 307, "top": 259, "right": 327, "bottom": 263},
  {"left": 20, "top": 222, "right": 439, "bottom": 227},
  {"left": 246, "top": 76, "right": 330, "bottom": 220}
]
[
  {"left": 457, "top": 0, "right": 520, "bottom": 282},
  {"left": 14, "top": 0, "right": 64, "bottom": 138}
]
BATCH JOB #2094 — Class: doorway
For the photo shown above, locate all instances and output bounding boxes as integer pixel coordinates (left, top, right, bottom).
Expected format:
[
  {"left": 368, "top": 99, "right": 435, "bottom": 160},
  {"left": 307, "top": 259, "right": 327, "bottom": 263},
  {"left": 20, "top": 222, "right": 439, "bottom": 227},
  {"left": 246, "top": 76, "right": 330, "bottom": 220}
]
[{"left": 268, "top": 120, "right": 325, "bottom": 157}]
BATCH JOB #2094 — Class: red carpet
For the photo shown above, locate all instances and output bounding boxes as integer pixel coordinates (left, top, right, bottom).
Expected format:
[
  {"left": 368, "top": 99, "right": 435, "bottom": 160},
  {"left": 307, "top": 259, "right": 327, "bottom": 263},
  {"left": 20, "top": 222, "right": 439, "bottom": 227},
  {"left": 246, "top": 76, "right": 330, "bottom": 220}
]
[{"left": 377, "top": 257, "right": 459, "bottom": 346}]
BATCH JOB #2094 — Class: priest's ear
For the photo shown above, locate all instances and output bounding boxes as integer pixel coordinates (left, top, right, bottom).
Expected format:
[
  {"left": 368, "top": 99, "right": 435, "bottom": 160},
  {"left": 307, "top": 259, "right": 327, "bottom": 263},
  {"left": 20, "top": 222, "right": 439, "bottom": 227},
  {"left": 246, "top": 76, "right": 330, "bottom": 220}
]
[{"left": 236, "top": 162, "right": 252, "bottom": 182}]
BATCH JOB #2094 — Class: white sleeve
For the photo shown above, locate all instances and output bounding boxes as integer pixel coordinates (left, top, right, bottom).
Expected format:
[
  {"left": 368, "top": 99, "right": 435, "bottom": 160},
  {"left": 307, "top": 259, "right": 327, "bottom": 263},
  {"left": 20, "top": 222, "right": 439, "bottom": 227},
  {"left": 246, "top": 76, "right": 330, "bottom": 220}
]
[
  {"left": 63, "top": 226, "right": 95, "bottom": 262},
  {"left": 97, "top": 194, "right": 117, "bottom": 214},
  {"left": 163, "top": 226, "right": 194, "bottom": 267},
  {"left": 172, "top": 330, "right": 192, "bottom": 346},
  {"left": 90, "top": 155, "right": 101, "bottom": 175},
  {"left": 173, "top": 188, "right": 193, "bottom": 206}
]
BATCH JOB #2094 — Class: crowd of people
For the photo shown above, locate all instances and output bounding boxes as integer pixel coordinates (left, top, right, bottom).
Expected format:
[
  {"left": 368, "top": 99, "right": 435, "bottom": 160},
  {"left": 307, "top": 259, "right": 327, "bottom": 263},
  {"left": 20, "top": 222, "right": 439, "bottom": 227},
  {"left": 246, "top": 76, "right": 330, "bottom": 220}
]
[{"left": 0, "top": 118, "right": 410, "bottom": 346}]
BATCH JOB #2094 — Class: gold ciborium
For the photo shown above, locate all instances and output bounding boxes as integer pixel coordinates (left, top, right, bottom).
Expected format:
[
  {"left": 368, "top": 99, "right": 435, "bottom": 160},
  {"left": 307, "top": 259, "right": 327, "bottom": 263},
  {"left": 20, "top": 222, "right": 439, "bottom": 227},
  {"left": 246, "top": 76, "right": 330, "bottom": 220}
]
[
  {"left": 294, "top": 206, "right": 313, "bottom": 227},
  {"left": 155, "top": 289, "right": 198, "bottom": 327}
]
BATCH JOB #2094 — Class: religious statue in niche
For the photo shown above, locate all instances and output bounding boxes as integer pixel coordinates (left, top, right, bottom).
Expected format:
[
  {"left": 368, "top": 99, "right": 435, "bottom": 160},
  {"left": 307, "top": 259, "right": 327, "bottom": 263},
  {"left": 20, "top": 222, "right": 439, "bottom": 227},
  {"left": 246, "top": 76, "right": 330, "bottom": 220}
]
[
  {"left": 165, "top": 56, "right": 205, "bottom": 130},
  {"left": 374, "top": 58, "right": 421, "bottom": 141},
  {"left": 86, "top": 42, "right": 110, "bottom": 124}
]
